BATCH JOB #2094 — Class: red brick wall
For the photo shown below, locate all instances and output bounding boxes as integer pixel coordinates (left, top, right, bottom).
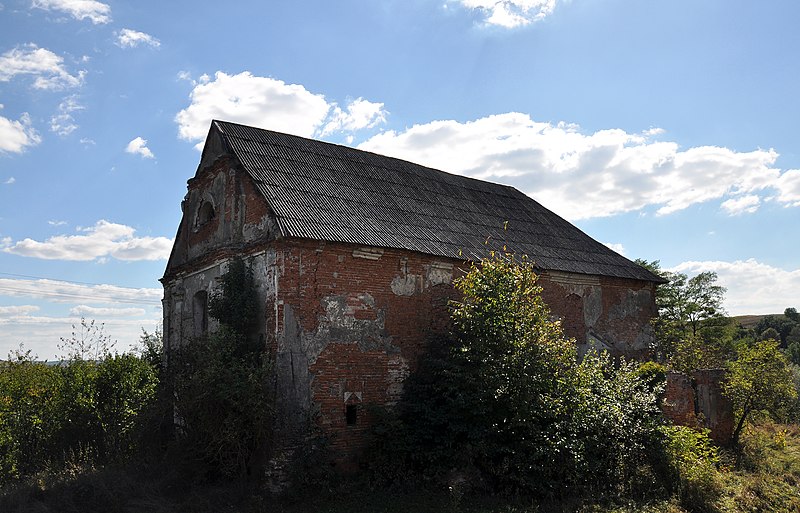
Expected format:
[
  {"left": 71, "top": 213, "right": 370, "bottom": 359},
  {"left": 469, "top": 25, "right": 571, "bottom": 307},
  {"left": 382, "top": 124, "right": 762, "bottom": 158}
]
[
  {"left": 271, "top": 239, "right": 461, "bottom": 468},
  {"left": 270, "top": 240, "right": 661, "bottom": 466}
]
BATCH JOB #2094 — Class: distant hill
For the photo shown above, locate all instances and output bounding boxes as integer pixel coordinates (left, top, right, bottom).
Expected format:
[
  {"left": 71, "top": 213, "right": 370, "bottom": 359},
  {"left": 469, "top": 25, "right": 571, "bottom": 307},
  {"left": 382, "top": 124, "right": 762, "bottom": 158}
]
[{"left": 732, "top": 314, "right": 786, "bottom": 329}]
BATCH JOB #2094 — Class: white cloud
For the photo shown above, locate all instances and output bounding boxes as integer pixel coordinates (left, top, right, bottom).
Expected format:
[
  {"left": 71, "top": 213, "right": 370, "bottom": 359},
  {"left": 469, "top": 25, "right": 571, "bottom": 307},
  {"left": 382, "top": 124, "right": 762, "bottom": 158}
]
[
  {"left": 31, "top": 0, "right": 111, "bottom": 24},
  {"left": 175, "top": 71, "right": 387, "bottom": 148},
  {"left": 3, "top": 220, "right": 173, "bottom": 261},
  {"left": 116, "top": 28, "right": 160, "bottom": 48},
  {"left": 721, "top": 194, "right": 760, "bottom": 215},
  {"left": 125, "top": 136, "right": 155, "bottom": 159},
  {"left": 670, "top": 259, "right": 800, "bottom": 316},
  {"left": 773, "top": 169, "right": 800, "bottom": 207},
  {"left": 320, "top": 98, "right": 388, "bottom": 136},
  {"left": 0, "top": 44, "right": 85, "bottom": 90},
  {"left": 358, "top": 112, "right": 794, "bottom": 220},
  {"left": 70, "top": 305, "right": 146, "bottom": 317},
  {"left": 49, "top": 95, "right": 84, "bottom": 136},
  {"left": 0, "top": 277, "right": 162, "bottom": 305},
  {"left": 0, "top": 112, "right": 41, "bottom": 153},
  {"left": 603, "top": 242, "right": 626, "bottom": 256},
  {"left": 4, "top": 177, "right": 16, "bottom": 184},
  {"left": 48, "top": 220, "right": 67, "bottom": 226},
  {"left": 0, "top": 305, "right": 39, "bottom": 316},
  {"left": 457, "top": 0, "right": 558, "bottom": 28}
]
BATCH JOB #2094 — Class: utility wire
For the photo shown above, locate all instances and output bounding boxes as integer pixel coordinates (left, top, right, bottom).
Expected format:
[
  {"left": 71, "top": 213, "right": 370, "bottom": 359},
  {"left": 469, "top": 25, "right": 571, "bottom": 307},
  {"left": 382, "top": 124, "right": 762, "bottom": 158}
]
[
  {"left": 0, "top": 272, "right": 162, "bottom": 305},
  {"left": 0, "top": 285, "right": 161, "bottom": 305},
  {"left": 0, "top": 271, "right": 158, "bottom": 288}
]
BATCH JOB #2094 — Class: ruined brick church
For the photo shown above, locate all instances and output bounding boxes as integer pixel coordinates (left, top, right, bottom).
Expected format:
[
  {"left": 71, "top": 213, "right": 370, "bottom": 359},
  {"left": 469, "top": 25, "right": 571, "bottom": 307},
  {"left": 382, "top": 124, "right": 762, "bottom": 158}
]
[{"left": 161, "top": 120, "right": 664, "bottom": 466}]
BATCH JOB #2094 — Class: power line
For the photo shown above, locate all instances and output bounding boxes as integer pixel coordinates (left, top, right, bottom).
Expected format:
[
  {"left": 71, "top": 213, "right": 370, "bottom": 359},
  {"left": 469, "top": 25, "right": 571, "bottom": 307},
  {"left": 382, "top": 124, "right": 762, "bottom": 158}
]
[
  {"left": 0, "top": 285, "right": 161, "bottom": 305},
  {"left": 0, "top": 272, "right": 163, "bottom": 305},
  {"left": 0, "top": 271, "right": 159, "bottom": 289}
]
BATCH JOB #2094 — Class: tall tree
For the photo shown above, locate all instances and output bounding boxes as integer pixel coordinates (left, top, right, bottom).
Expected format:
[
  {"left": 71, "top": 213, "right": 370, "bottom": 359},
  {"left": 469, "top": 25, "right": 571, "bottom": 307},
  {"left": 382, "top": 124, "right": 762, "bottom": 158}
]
[
  {"left": 635, "top": 260, "right": 729, "bottom": 367},
  {"left": 723, "top": 339, "right": 797, "bottom": 445}
]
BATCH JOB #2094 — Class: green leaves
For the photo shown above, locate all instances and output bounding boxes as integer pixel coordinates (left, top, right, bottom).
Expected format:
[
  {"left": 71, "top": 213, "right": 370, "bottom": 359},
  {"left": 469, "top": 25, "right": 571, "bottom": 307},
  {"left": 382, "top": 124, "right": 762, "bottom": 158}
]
[
  {"left": 0, "top": 348, "right": 159, "bottom": 483},
  {"left": 724, "top": 339, "right": 798, "bottom": 445},
  {"left": 374, "top": 254, "right": 668, "bottom": 499}
]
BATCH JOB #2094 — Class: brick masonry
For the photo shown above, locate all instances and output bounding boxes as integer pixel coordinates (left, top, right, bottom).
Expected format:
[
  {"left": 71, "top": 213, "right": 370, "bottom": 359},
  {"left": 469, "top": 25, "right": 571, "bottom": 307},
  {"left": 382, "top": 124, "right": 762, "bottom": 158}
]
[{"left": 662, "top": 370, "right": 734, "bottom": 444}]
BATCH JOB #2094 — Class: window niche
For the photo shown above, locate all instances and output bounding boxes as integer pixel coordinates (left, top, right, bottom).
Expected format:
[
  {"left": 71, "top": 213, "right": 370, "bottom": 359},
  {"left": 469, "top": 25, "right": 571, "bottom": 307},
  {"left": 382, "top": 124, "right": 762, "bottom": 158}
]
[
  {"left": 344, "top": 391, "right": 362, "bottom": 427},
  {"left": 194, "top": 200, "right": 216, "bottom": 230}
]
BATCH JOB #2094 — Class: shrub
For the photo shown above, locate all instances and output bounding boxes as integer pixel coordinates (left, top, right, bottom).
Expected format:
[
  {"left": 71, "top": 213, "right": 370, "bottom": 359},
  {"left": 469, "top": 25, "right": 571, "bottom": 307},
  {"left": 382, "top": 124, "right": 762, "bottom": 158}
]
[{"left": 661, "top": 425, "right": 722, "bottom": 512}]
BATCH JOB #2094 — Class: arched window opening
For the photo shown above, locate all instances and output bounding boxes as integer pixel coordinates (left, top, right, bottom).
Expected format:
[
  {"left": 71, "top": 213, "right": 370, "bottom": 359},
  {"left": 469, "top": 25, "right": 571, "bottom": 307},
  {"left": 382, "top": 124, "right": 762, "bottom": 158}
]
[
  {"left": 196, "top": 201, "right": 216, "bottom": 228},
  {"left": 193, "top": 290, "right": 208, "bottom": 335}
]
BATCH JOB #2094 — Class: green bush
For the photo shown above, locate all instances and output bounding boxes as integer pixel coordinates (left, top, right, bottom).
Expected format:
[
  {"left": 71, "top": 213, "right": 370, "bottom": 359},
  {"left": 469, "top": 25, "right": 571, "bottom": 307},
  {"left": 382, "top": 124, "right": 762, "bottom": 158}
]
[
  {"left": 0, "top": 344, "right": 159, "bottom": 483},
  {"left": 571, "top": 352, "right": 667, "bottom": 498},
  {"left": 661, "top": 425, "right": 722, "bottom": 512},
  {"left": 167, "top": 258, "right": 274, "bottom": 480},
  {"left": 170, "top": 327, "right": 273, "bottom": 479}
]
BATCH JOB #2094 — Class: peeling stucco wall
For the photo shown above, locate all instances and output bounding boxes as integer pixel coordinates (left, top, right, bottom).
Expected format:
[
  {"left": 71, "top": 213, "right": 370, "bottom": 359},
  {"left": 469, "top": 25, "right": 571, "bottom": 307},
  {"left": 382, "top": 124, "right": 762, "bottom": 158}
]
[{"left": 539, "top": 271, "right": 657, "bottom": 359}]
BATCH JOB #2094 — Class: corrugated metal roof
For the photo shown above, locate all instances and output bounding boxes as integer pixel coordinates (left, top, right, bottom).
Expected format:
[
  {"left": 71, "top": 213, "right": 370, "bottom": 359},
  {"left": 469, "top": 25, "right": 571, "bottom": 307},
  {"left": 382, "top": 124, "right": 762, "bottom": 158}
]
[{"left": 211, "top": 120, "right": 664, "bottom": 283}]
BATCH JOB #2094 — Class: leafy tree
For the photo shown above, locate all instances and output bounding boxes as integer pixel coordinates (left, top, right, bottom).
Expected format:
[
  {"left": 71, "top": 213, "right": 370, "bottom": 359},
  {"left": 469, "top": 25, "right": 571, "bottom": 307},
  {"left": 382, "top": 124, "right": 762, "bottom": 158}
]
[
  {"left": 724, "top": 339, "right": 798, "bottom": 445},
  {"left": 754, "top": 314, "right": 796, "bottom": 347},
  {"left": 373, "top": 254, "right": 667, "bottom": 498},
  {"left": 635, "top": 260, "right": 731, "bottom": 367}
]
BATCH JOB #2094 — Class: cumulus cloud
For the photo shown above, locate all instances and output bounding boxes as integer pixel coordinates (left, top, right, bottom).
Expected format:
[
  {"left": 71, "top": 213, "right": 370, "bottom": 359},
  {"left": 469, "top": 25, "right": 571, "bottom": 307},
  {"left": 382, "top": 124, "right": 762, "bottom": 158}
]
[
  {"left": 125, "top": 136, "right": 155, "bottom": 159},
  {"left": 0, "top": 44, "right": 85, "bottom": 90},
  {"left": 0, "top": 112, "right": 41, "bottom": 153},
  {"left": 670, "top": 259, "right": 800, "bottom": 316},
  {"left": 5, "top": 177, "right": 16, "bottom": 184},
  {"left": 773, "top": 169, "right": 800, "bottom": 207},
  {"left": 320, "top": 98, "right": 388, "bottom": 136},
  {"left": 69, "top": 305, "right": 146, "bottom": 317},
  {"left": 49, "top": 95, "right": 84, "bottom": 136},
  {"left": 116, "top": 28, "right": 160, "bottom": 48},
  {"left": 3, "top": 220, "right": 173, "bottom": 261},
  {"left": 358, "top": 112, "right": 794, "bottom": 220},
  {"left": 175, "top": 71, "right": 387, "bottom": 148},
  {"left": 721, "top": 194, "right": 760, "bottom": 215},
  {"left": 31, "top": 0, "right": 111, "bottom": 24},
  {"left": 457, "top": 0, "right": 558, "bottom": 28}
]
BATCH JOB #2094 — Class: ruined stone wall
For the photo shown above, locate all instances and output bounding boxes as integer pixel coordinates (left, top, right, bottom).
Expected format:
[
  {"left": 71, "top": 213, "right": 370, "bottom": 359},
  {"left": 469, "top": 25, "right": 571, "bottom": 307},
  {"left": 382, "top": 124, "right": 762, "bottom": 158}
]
[
  {"left": 165, "top": 158, "right": 278, "bottom": 275},
  {"left": 663, "top": 371, "right": 697, "bottom": 427},
  {"left": 538, "top": 271, "right": 657, "bottom": 359},
  {"left": 270, "top": 239, "right": 460, "bottom": 469},
  {"left": 661, "top": 370, "right": 734, "bottom": 445}
]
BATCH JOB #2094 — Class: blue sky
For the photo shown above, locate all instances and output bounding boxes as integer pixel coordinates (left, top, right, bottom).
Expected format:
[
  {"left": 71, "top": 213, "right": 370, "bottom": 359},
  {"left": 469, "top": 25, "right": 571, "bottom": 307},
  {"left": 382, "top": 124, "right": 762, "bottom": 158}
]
[{"left": 1, "top": 0, "right": 798, "bottom": 359}]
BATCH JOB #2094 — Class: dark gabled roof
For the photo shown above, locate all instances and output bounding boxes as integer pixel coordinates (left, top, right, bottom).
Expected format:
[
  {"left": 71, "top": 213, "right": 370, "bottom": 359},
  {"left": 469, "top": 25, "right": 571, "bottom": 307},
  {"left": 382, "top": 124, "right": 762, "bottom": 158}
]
[{"left": 201, "top": 120, "right": 663, "bottom": 283}]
